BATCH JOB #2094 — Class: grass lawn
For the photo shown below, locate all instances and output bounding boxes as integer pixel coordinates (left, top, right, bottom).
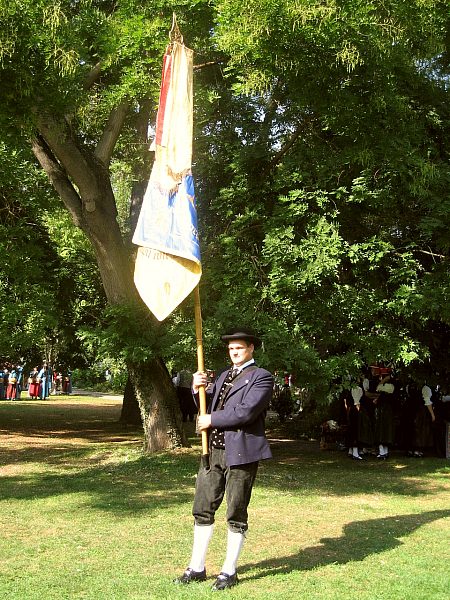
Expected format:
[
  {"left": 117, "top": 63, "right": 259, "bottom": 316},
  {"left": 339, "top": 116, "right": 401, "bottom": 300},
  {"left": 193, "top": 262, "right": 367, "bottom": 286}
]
[{"left": 0, "top": 395, "right": 449, "bottom": 600}]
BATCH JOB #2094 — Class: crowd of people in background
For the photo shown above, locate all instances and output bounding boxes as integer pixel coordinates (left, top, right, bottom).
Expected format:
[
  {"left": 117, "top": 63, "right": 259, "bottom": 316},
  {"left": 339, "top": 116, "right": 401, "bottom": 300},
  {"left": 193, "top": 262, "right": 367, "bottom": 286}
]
[
  {"left": 323, "top": 364, "right": 450, "bottom": 459},
  {"left": 5, "top": 359, "right": 447, "bottom": 460},
  {"left": 0, "top": 361, "right": 72, "bottom": 400},
  {"left": 0, "top": 363, "right": 24, "bottom": 400}
]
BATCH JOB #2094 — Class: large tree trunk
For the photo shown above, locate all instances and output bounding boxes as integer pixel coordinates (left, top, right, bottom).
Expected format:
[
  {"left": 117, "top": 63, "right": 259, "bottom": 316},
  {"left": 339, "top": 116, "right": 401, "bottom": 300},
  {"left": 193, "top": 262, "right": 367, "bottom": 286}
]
[
  {"left": 31, "top": 107, "right": 188, "bottom": 453},
  {"left": 129, "top": 358, "right": 188, "bottom": 451}
]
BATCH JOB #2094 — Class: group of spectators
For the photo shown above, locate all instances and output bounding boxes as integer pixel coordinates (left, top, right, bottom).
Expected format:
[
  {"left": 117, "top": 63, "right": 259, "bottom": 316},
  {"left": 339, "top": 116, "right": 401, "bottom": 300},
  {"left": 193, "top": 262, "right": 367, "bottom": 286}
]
[
  {"left": 271, "top": 372, "right": 303, "bottom": 421},
  {"left": 0, "top": 361, "right": 72, "bottom": 400},
  {"left": 147, "top": 363, "right": 450, "bottom": 462},
  {"left": 0, "top": 363, "right": 24, "bottom": 400},
  {"left": 336, "top": 365, "right": 450, "bottom": 459}
]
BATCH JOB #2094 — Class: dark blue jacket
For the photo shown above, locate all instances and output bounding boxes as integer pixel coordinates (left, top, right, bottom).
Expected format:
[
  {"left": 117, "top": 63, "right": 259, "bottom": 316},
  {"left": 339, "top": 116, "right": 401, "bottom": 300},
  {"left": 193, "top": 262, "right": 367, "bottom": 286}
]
[{"left": 206, "top": 366, "right": 273, "bottom": 467}]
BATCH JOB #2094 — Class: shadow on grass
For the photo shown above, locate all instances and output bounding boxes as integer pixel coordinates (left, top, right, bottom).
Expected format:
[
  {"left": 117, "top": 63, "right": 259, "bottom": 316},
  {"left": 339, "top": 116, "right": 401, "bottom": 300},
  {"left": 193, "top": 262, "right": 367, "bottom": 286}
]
[
  {"left": 0, "top": 399, "right": 127, "bottom": 434},
  {"left": 0, "top": 451, "right": 199, "bottom": 514},
  {"left": 241, "top": 509, "right": 450, "bottom": 580},
  {"left": 1, "top": 443, "right": 449, "bottom": 518},
  {"left": 0, "top": 399, "right": 198, "bottom": 513}
]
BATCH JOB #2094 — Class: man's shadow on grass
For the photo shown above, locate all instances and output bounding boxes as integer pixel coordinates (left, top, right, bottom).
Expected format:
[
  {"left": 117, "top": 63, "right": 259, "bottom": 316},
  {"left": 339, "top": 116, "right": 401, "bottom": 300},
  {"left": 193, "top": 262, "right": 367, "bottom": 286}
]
[{"left": 241, "top": 509, "right": 450, "bottom": 580}]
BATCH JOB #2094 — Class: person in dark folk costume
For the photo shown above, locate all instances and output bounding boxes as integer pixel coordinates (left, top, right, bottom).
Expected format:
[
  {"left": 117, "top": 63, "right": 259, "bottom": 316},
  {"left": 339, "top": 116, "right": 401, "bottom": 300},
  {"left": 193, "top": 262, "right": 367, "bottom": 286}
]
[
  {"left": 174, "top": 327, "right": 273, "bottom": 591},
  {"left": 374, "top": 370, "right": 396, "bottom": 459},
  {"left": 412, "top": 383, "right": 436, "bottom": 457},
  {"left": 401, "top": 378, "right": 423, "bottom": 456},
  {"left": 2, "top": 366, "right": 9, "bottom": 399},
  {"left": 346, "top": 379, "right": 364, "bottom": 460},
  {"left": 15, "top": 364, "right": 24, "bottom": 398},
  {"left": 0, "top": 364, "right": 6, "bottom": 400},
  {"left": 358, "top": 370, "right": 376, "bottom": 455},
  {"left": 174, "top": 368, "right": 197, "bottom": 422},
  {"left": 62, "top": 369, "right": 72, "bottom": 394},
  {"left": 433, "top": 386, "right": 450, "bottom": 457}
]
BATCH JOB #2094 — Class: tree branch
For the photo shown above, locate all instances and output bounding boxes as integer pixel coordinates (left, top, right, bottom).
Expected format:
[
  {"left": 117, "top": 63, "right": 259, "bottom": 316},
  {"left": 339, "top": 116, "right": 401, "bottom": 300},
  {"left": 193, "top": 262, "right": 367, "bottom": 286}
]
[
  {"left": 95, "top": 99, "right": 130, "bottom": 165},
  {"left": 268, "top": 124, "right": 304, "bottom": 170},
  {"left": 129, "top": 98, "right": 153, "bottom": 236},
  {"left": 35, "top": 111, "right": 100, "bottom": 211},
  {"left": 193, "top": 60, "right": 222, "bottom": 71},
  {"left": 83, "top": 61, "right": 102, "bottom": 91},
  {"left": 31, "top": 136, "right": 84, "bottom": 227},
  {"left": 412, "top": 248, "right": 447, "bottom": 260}
]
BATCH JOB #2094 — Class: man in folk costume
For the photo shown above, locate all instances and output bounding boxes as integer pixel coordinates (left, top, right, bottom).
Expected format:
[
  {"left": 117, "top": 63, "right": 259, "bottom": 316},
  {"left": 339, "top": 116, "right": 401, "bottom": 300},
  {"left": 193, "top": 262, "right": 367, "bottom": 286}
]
[
  {"left": 175, "top": 328, "right": 273, "bottom": 590},
  {"left": 133, "top": 20, "right": 268, "bottom": 591},
  {"left": 15, "top": 364, "right": 24, "bottom": 398}
]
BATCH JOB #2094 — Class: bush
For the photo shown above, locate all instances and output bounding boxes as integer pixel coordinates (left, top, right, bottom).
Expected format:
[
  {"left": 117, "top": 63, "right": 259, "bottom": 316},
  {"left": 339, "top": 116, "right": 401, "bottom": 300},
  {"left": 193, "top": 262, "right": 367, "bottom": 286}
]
[{"left": 71, "top": 366, "right": 126, "bottom": 393}]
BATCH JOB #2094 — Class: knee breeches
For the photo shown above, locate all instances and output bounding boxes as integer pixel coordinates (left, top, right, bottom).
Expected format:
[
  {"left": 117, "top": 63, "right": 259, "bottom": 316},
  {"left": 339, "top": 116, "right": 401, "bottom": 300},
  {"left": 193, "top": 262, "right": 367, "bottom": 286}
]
[{"left": 192, "top": 447, "right": 258, "bottom": 533}]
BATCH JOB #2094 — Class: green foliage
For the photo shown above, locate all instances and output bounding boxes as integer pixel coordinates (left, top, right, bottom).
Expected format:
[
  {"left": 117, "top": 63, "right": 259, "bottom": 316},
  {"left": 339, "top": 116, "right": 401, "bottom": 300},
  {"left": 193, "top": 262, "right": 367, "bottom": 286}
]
[
  {"left": 77, "top": 303, "right": 162, "bottom": 365},
  {"left": 0, "top": 140, "right": 57, "bottom": 360},
  {"left": 0, "top": 0, "right": 449, "bottom": 405},
  {"left": 71, "top": 363, "right": 127, "bottom": 392},
  {"left": 190, "top": 0, "right": 450, "bottom": 395},
  {"left": 0, "top": 132, "right": 106, "bottom": 367},
  {"left": 0, "top": 1, "right": 216, "bottom": 373}
]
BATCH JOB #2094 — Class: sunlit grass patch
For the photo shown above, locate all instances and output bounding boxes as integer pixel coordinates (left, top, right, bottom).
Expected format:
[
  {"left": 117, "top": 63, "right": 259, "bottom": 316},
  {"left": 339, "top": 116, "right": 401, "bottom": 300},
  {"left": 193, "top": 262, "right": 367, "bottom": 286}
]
[{"left": 0, "top": 397, "right": 449, "bottom": 599}]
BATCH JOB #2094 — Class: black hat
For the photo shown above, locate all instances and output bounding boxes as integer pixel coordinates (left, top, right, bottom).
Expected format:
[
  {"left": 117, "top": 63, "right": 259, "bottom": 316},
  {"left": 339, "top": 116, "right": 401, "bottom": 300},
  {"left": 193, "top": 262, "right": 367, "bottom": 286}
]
[{"left": 221, "top": 327, "right": 262, "bottom": 349}]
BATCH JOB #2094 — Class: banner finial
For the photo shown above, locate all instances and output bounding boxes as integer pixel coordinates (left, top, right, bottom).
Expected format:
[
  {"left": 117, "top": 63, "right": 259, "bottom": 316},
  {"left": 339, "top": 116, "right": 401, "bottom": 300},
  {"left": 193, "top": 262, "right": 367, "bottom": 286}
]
[{"left": 170, "top": 13, "right": 183, "bottom": 44}]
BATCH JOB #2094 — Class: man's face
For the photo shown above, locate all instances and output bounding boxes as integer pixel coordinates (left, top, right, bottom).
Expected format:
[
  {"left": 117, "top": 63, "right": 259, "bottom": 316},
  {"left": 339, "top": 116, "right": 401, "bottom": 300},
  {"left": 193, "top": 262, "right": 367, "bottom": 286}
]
[{"left": 228, "top": 340, "right": 254, "bottom": 367}]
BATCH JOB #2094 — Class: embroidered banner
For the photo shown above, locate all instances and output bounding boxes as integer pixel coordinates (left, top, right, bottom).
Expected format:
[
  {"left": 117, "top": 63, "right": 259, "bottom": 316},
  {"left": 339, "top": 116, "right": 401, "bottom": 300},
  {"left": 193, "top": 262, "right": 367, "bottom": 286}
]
[{"left": 132, "top": 40, "right": 201, "bottom": 321}]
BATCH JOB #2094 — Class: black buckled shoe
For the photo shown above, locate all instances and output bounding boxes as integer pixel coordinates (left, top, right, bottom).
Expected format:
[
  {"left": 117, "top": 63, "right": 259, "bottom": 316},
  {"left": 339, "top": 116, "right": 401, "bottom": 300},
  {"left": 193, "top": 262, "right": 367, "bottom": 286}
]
[
  {"left": 173, "top": 567, "right": 206, "bottom": 584},
  {"left": 211, "top": 572, "right": 238, "bottom": 591}
]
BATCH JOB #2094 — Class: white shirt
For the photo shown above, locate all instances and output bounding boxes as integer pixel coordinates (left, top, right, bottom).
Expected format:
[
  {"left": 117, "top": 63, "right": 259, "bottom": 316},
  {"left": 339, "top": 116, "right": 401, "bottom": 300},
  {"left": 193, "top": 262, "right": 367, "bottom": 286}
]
[
  {"left": 351, "top": 386, "right": 363, "bottom": 406},
  {"left": 233, "top": 358, "right": 255, "bottom": 374},
  {"left": 376, "top": 382, "right": 395, "bottom": 394},
  {"left": 421, "top": 385, "right": 433, "bottom": 406}
]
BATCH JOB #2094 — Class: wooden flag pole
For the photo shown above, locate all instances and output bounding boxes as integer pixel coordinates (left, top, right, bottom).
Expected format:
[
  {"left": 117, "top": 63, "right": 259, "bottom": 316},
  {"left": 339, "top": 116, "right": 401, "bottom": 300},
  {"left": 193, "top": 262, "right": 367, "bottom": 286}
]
[{"left": 194, "top": 284, "right": 209, "bottom": 463}]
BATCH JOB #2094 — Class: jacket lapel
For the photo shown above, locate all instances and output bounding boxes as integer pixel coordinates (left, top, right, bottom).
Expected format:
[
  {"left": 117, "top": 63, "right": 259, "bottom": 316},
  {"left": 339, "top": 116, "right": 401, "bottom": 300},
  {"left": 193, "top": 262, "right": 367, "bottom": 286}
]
[
  {"left": 216, "top": 366, "right": 258, "bottom": 407},
  {"left": 212, "top": 365, "right": 258, "bottom": 410}
]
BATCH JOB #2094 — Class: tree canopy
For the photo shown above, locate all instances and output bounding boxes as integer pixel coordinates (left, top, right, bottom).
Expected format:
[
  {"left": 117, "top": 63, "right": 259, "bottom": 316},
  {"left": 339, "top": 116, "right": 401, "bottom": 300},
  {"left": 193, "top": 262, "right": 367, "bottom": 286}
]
[
  {"left": 0, "top": 1, "right": 449, "bottom": 423},
  {"left": 190, "top": 0, "right": 450, "bottom": 394}
]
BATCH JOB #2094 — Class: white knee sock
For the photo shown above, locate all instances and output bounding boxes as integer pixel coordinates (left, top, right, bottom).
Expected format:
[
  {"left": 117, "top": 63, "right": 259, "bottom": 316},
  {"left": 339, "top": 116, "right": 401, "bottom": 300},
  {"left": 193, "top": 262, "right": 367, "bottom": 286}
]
[
  {"left": 188, "top": 524, "right": 214, "bottom": 572},
  {"left": 221, "top": 529, "right": 245, "bottom": 576}
]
